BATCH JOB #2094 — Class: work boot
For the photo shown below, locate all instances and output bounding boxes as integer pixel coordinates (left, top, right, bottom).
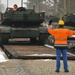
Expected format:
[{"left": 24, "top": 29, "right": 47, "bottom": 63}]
[
  {"left": 64, "top": 70, "right": 69, "bottom": 72},
  {"left": 55, "top": 70, "right": 60, "bottom": 72}
]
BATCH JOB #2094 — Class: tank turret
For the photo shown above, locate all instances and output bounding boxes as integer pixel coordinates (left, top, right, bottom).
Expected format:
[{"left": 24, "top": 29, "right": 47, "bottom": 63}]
[
  {"left": 63, "top": 13, "right": 75, "bottom": 27},
  {"left": 2, "top": 7, "right": 45, "bottom": 27}
]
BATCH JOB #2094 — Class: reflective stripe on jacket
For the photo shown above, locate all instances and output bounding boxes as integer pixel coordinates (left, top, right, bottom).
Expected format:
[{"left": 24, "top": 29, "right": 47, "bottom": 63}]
[{"left": 48, "top": 27, "right": 75, "bottom": 46}]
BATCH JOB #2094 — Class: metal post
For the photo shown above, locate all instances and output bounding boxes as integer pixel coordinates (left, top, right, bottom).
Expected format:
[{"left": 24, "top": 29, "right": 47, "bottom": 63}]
[
  {"left": 0, "top": 0, "right": 1, "bottom": 3},
  {"left": 39, "top": 0, "right": 40, "bottom": 12},
  {"left": 7, "top": 0, "right": 8, "bottom": 7},
  {"left": 64, "top": 0, "right": 66, "bottom": 15},
  {"left": 33, "top": 4, "right": 35, "bottom": 11},
  {"left": 21, "top": 0, "right": 23, "bottom": 7}
]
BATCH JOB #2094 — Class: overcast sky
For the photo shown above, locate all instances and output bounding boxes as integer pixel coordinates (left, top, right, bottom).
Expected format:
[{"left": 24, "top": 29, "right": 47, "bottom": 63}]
[{"left": 1, "top": 0, "right": 27, "bottom": 7}]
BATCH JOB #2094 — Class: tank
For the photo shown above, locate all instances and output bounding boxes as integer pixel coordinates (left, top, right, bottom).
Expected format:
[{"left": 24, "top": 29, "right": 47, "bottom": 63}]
[
  {"left": 63, "top": 13, "right": 75, "bottom": 28},
  {"left": 0, "top": 7, "right": 49, "bottom": 45}
]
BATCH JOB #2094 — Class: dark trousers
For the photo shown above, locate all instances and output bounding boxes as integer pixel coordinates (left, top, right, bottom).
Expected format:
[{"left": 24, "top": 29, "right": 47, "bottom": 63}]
[{"left": 56, "top": 48, "right": 68, "bottom": 71}]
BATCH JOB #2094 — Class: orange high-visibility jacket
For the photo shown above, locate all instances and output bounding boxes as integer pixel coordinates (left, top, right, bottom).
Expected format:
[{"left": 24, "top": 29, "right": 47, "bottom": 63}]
[{"left": 48, "top": 27, "right": 75, "bottom": 46}]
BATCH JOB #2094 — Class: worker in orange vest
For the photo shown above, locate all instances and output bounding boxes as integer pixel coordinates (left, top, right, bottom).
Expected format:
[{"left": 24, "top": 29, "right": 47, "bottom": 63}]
[
  {"left": 13, "top": 4, "right": 18, "bottom": 11},
  {"left": 48, "top": 20, "right": 75, "bottom": 72}
]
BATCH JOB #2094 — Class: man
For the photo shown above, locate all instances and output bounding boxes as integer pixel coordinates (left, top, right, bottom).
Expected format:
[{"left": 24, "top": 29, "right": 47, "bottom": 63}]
[
  {"left": 48, "top": 20, "right": 75, "bottom": 72},
  {"left": 13, "top": 4, "right": 18, "bottom": 11}
]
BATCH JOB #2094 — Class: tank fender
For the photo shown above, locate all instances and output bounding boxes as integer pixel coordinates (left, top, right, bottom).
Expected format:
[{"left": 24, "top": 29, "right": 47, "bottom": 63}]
[
  {"left": 0, "top": 27, "right": 10, "bottom": 33},
  {"left": 39, "top": 27, "right": 48, "bottom": 33}
]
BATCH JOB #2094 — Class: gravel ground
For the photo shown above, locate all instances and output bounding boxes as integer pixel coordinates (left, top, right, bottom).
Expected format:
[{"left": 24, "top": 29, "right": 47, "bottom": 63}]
[{"left": 0, "top": 59, "right": 75, "bottom": 75}]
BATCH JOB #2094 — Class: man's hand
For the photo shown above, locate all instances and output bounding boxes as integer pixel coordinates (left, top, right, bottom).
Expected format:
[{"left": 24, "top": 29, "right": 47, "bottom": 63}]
[{"left": 50, "top": 25, "right": 52, "bottom": 28}]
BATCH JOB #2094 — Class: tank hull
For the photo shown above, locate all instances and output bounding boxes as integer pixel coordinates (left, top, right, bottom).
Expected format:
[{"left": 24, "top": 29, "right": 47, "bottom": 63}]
[{"left": 0, "top": 25, "right": 49, "bottom": 45}]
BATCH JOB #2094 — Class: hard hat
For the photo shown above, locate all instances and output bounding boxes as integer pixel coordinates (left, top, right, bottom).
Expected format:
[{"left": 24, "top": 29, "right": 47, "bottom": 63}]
[{"left": 58, "top": 20, "right": 64, "bottom": 25}]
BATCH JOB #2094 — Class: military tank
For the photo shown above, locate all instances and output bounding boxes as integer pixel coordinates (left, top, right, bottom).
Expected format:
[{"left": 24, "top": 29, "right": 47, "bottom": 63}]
[
  {"left": 63, "top": 13, "right": 75, "bottom": 28},
  {"left": 0, "top": 7, "right": 49, "bottom": 45}
]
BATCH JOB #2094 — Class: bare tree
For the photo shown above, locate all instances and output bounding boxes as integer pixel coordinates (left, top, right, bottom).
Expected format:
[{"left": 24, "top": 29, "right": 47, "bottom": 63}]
[{"left": 27, "top": 0, "right": 75, "bottom": 16}]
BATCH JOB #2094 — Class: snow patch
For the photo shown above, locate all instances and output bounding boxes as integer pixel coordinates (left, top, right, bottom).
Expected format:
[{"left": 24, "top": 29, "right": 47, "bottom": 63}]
[
  {"left": 42, "top": 59, "right": 52, "bottom": 61},
  {"left": 0, "top": 51, "right": 8, "bottom": 63},
  {"left": 27, "top": 54, "right": 55, "bottom": 56},
  {"left": 44, "top": 44, "right": 54, "bottom": 49}
]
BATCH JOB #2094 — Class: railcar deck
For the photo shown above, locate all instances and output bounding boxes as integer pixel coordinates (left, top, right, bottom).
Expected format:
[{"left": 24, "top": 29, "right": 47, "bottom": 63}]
[{"left": 2, "top": 45, "right": 75, "bottom": 60}]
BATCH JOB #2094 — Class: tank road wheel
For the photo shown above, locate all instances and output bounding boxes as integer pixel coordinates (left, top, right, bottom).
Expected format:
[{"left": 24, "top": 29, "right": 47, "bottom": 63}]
[
  {"left": 30, "top": 38, "right": 37, "bottom": 44},
  {"left": 0, "top": 34, "right": 9, "bottom": 45},
  {"left": 45, "top": 35, "right": 54, "bottom": 46},
  {"left": 39, "top": 33, "right": 49, "bottom": 45}
]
